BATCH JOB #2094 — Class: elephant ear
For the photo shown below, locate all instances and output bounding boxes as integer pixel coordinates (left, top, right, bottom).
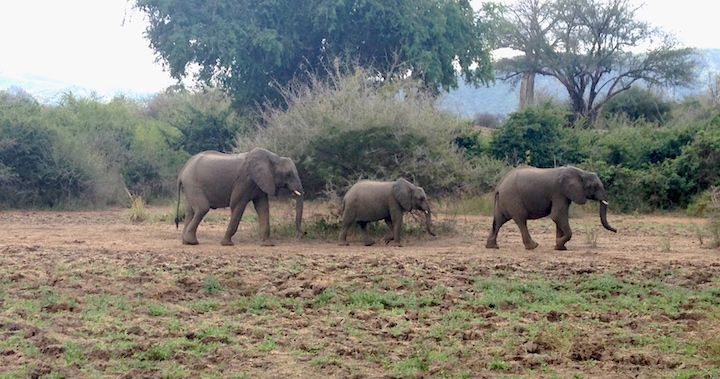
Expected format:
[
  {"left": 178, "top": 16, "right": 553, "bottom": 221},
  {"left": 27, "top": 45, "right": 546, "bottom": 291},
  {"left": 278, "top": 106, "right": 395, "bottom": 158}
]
[
  {"left": 559, "top": 166, "right": 587, "bottom": 205},
  {"left": 392, "top": 178, "right": 414, "bottom": 211},
  {"left": 247, "top": 148, "right": 276, "bottom": 195}
]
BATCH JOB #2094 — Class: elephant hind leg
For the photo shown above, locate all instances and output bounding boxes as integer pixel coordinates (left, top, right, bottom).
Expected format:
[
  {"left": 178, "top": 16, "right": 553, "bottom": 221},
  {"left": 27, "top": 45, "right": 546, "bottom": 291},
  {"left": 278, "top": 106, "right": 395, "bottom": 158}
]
[
  {"left": 183, "top": 203, "right": 208, "bottom": 245},
  {"left": 358, "top": 222, "right": 375, "bottom": 246},
  {"left": 514, "top": 218, "right": 539, "bottom": 250},
  {"left": 485, "top": 213, "right": 510, "bottom": 249},
  {"left": 338, "top": 218, "right": 352, "bottom": 246}
]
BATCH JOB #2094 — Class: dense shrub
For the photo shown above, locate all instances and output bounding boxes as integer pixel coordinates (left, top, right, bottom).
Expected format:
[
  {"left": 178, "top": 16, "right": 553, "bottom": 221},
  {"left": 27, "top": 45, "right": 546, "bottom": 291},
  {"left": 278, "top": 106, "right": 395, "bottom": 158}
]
[
  {"left": 490, "top": 102, "right": 571, "bottom": 167},
  {"left": 145, "top": 88, "right": 251, "bottom": 155},
  {"left": 675, "top": 127, "right": 720, "bottom": 192},
  {"left": 0, "top": 91, "right": 190, "bottom": 207},
  {"left": 0, "top": 94, "right": 91, "bottom": 207},
  {"left": 602, "top": 86, "right": 671, "bottom": 124},
  {"left": 583, "top": 123, "right": 694, "bottom": 169},
  {"left": 237, "top": 68, "right": 477, "bottom": 197}
]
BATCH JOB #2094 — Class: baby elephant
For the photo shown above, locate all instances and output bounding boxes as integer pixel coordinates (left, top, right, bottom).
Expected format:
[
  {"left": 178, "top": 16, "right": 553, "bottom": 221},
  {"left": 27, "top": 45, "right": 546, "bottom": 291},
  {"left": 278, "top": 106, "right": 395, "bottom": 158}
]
[{"left": 339, "top": 178, "right": 436, "bottom": 246}]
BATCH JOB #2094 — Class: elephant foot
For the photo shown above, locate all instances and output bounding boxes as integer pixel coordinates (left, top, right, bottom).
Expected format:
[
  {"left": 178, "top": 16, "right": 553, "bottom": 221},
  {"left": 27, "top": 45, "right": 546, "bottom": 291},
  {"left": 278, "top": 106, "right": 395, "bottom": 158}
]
[
  {"left": 391, "top": 241, "right": 404, "bottom": 247},
  {"left": 364, "top": 239, "right": 376, "bottom": 246},
  {"left": 338, "top": 241, "right": 350, "bottom": 246},
  {"left": 485, "top": 240, "right": 499, "bottom": 249},
  {"left": 220, "top": 239, "right": 234, "bottom": 246},
  {"left": 524, "top": 241, "right": 539, "bottom": 250},
  {"left": 260, "top": 240, "right": 275, "bottom": 247},
  {"left": 182, "top": 239, "right": 199, "bottom": 245},
  {"left": 555, "top": 245, "right": 567, "bottom": 251}
]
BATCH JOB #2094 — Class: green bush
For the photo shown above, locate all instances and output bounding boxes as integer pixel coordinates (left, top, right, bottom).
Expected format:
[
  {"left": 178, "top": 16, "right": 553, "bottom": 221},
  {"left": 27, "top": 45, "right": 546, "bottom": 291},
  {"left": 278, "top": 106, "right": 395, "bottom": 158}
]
[
  {"left": 602, "top": 86, "right": 671, "bottom": 124},
  {"left": 145, "top": 88, "right": 251, "bottom": 155},
  {"left": 490, "top": 102, "right": 571, "bottom": 167},
  {"left": 237, "top": 68, "right": 475, "bottom": 197},
  {"left": 584, "top": 121, "right": 695, "bottom": 169},
  {"left": 0, "top": 93, "right": 91, "bottom": 207},
  {"left": 675, "top": 127, "right": 720, "bottom": 192}
]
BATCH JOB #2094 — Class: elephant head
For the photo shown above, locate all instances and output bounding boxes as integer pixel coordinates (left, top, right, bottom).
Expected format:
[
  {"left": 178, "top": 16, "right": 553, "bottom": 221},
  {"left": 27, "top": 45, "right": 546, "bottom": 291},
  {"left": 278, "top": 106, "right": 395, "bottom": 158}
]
[
  {"left": 392, "top": 178, "right": 436, "bottom": 236},
  {"left": 247, "top": 147, "right": 305, "bottom": 234},
  {"left": 559, "top": 166, "right": 617, "bottom": 233}
]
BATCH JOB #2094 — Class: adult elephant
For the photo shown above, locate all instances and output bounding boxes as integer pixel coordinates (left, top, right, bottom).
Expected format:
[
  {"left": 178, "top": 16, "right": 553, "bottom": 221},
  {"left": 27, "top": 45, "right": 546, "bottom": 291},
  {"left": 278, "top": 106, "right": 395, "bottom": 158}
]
[
  {"left": 485, "top": 166, "right": 617, "bottom": 250},
  {"left": 339, "top": 178, "right": 436, "bottom": 246},
  {"left": 175, "top": 147, "right": 304, "bottom": 246}
]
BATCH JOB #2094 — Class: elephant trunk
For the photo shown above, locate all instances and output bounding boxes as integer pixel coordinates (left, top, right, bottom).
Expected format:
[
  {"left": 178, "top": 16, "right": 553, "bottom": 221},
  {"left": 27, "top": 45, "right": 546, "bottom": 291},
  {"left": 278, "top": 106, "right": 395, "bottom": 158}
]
[
  {"left": 425, "top": 209, "right": 436, "bottom": 237},
  {"left": 599, "top": 200, "right": 617, "bottom": 233},
  {"left": 295, "top": 194, "right": 305, "bottom": 235}
]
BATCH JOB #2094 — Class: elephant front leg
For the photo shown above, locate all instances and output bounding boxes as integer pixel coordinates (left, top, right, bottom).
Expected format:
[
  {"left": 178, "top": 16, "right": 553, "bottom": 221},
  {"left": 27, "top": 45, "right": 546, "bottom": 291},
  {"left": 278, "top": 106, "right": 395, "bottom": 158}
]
[
  {"left": 553, "top": 219, "right": 572, "bottom": 250},
  {"left": 514, "top": 218, "right": 539, "bottom": 250},
  {"left": 389, "top": 215, "right": 403, "bottom": 247},
  {"left": 222, "top": 200, "right": 249, "bottom": 246},
  {"left": 253, "top": 196, "right": 274, "bottom": 246},
  {"left": 381, "top": 218, "right": 395, "bottom": 245}
]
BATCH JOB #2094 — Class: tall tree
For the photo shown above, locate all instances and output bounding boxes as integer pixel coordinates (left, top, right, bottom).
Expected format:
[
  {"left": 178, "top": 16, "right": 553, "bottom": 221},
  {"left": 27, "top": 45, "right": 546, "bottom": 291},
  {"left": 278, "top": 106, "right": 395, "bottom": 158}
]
[
  {"left": 135, "top": 0, "right": 497, "bottom": 108},
  {"left": 496, "top": 0, "right": 698, "bottom": 126},
  {"left": 495, "top": 0, "right": 562, "bottom": 109}
]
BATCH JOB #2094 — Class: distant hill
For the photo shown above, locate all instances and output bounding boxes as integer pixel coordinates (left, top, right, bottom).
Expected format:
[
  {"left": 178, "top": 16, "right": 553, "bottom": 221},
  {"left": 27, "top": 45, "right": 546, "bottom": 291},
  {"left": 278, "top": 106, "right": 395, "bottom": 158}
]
[
  {"left": 438, "top": 48, "right": 720, "bottom": 119},
  {"left": 3, "top": 49, "right": 719, "bottom": 115}
]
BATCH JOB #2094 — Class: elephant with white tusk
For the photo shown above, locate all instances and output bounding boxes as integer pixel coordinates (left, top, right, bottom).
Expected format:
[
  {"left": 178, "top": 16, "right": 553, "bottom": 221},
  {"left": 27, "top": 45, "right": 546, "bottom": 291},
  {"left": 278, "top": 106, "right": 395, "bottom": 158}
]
[
  {"left": 339, "top": 178, "right": 436, "bottom": 247},
  {"left": 175, "top": 147, "right": 304, "bottom": 246},
  {"left": 485, "top": 165, "right": 616, "bottom": 250}
]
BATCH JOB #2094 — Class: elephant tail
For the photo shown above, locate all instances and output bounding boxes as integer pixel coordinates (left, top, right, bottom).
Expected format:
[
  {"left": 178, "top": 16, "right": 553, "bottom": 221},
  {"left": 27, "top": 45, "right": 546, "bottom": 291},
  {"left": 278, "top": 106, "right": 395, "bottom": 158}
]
[{"left": 174, "top": 179, "right": 182, "bottom": 229}]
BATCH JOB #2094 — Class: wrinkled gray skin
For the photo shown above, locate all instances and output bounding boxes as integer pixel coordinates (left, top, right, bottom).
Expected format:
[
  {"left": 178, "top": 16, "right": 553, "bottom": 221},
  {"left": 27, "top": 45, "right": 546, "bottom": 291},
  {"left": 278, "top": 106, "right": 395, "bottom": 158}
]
[
  {"left": 339, "top": 178, "right": 436, "bottom": 247},
  {"left": 486, "top": 166, "right": 617, "bottom": 250},
  {"left": 175, "top": 147, "right": 304, "bottom": 246}
]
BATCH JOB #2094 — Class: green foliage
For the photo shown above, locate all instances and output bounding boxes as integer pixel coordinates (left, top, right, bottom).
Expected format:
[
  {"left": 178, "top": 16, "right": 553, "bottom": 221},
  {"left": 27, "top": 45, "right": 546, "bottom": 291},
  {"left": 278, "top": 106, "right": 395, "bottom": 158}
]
[
  {"left": 145, "top": 88, "right": 250, "bottom": 155},
  {"left": 490, "top": 102, "right": 574, "bottom": 167},
  {"left": 674, "top": 127, "right": 720, "bottom": 192},
  {"left": 602, "top": 86, "right": 672, "bottom": 124},
  {"left": 0, "top": 93, "right": 90, "bottom": 207},
  {"left": 135, "top": 0, "right": 497, "bottom": 108},
  {"left": 496, "top": 0, "right": 697, "bottom": 127},
  {"left": 238, "top": 68, "right": 475, "bottom": 197}
]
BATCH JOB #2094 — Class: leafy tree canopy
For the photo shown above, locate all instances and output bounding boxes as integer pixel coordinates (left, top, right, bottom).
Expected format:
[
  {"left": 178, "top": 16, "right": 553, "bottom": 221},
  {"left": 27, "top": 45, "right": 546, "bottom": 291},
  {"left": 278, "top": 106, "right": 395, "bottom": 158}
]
[
  {"left": 495, "top": 0, "right": 699, "bottom": 127},
  {"left": 135, "top": 0, "right": 498, "bottom": 108}
]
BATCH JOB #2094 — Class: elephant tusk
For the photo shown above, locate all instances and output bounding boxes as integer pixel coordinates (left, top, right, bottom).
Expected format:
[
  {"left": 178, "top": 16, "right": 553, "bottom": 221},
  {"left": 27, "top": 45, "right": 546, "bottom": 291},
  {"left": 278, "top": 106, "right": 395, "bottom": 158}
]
[
  {"left": 601, "top": 200, "right": 609, "bottom": 205},
  {"left": 293, "top": 190, "right": 301, "bottom": 196},
  {"left": 424, "top": 210, "right": 429, "bottom": 214}
]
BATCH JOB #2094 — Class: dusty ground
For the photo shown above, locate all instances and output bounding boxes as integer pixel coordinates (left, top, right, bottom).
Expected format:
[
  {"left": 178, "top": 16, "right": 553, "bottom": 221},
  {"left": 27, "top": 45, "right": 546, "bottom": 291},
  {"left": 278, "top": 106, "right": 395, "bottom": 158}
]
[{"left": 1, "top": 204, "right": 719, "bottom": 378}]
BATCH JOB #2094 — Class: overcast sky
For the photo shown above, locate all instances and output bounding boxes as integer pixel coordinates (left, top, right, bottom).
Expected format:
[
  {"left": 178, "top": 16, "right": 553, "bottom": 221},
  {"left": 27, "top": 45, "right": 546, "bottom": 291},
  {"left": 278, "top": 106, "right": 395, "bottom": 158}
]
[{"left": 1, "top": 0, "right": 718, "bottom": 96}]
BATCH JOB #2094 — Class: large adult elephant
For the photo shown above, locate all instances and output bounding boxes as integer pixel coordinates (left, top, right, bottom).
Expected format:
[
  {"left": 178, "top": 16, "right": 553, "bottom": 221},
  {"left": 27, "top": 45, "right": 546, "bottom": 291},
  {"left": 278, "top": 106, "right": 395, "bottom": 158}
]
[
  {"left": 339, "top": 178, "right": 436, "bottom": 246},
  {"left": 485, "top": 166, "right": 617, "bottom": 250},
  {"left": 175, "top": 147, "right": 304, "bottom": 246}
]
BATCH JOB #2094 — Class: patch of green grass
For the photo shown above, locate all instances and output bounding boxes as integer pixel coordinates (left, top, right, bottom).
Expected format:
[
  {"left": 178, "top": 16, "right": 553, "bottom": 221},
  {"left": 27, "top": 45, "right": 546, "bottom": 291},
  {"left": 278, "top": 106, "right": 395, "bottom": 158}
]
[
  {"left": 202, "top": 274, "right": 223, "bottom": 294},
  {"left": 187, "top": 299, "right": 221, "bottom": 313},
  {"left": 312, "top": 287, "right": 336, "bottom": 307},
  {"left": 488, "top": 358, "right": 510, "bottom": 371},
  {"left": 346, "top": 289, "right": 440, "bottom": 310},
  {"left": 64, "top": 341, "right": 85, "bottom": 365},
  {"left": 148, "top": 302, "right": 170, "bottom": 316},
  {"left": 258, "top": 335, "right": 276, "bottom": 352}
]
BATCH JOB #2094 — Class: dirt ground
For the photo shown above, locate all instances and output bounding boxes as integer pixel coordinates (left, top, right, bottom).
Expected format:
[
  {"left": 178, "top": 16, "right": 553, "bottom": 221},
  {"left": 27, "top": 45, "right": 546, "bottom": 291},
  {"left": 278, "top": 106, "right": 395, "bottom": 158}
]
[
  {"left": 2, "top": 204, "right": 714, "bottom": 264},
  {"left": 1, "top": 204, "right": 719, "bottom": 378}
]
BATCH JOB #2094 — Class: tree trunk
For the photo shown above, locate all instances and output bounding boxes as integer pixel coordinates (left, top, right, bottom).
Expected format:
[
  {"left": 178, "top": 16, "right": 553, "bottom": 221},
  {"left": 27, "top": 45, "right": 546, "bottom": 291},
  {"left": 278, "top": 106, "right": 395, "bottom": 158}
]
[{"left": 518, "top": 71, "right": 536, "bottom": 109}]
